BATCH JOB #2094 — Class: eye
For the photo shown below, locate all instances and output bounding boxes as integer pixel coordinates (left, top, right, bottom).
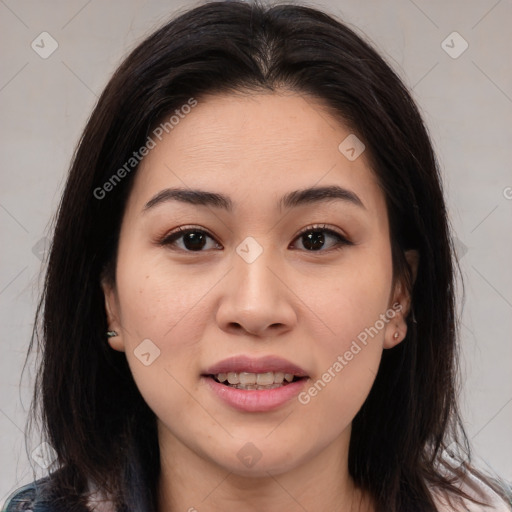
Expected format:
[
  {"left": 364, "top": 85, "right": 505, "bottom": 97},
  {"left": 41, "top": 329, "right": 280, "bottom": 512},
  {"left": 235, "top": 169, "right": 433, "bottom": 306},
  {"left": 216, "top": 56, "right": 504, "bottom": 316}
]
[
  {"left": 159, "top": 226, "right": 222, "bottom": 252},
  {"left": 290, "top": 224, "right": 353, "bottom": 252}
]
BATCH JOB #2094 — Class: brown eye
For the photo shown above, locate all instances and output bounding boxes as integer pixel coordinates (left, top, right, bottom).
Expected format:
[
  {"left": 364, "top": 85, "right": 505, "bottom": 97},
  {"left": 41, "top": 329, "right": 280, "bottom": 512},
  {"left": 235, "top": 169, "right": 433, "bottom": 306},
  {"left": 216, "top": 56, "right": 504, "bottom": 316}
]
[
  {"left": 302, "top": 231, "right": 326, "bottom": 250},
  {"left": 160, "top": 227, "right": 222, "bottom": 252},
  {"left": 181, "top": 231, "right": 207, "bottom": 251},
  {"left": 292, "top": 226, "right": 352, "bottom": 252}
]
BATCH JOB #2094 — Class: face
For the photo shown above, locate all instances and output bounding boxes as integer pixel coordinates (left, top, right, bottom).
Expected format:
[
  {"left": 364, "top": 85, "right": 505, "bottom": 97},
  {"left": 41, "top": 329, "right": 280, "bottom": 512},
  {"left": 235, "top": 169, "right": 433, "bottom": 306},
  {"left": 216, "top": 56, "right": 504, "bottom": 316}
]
[{"left": 103, "top": 91, "right": 416, "bottom": 478}]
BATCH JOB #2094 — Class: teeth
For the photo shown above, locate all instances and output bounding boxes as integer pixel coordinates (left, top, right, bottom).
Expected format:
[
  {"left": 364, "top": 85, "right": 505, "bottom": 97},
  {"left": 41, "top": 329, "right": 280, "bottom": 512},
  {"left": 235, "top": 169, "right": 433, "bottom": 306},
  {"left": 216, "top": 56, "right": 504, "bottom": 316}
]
[
  {"left": 224, "top": 382, "right": 288, "bottom": 390},
  {"left": 256, "top": 372, "right": 274, "bottom": 385},
  {"left": 274, "top": 372, "right": 284, "bottom": 383},
  {"left": 239, "top": 372, "right": 256, "bottom": 385},
  {"left": 213, "top": 371, "right": 301, "bottom": 389},
  {"left": 227, "top": 372, "right": 239, "bottom": 385}
]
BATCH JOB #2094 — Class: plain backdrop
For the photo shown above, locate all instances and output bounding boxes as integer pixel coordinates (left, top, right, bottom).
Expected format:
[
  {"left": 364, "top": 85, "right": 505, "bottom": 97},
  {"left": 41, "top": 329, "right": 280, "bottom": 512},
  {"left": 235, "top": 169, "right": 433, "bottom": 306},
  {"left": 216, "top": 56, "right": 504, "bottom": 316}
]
[{"left": 1, "top": 0, "right": 511, "bottom": 504}]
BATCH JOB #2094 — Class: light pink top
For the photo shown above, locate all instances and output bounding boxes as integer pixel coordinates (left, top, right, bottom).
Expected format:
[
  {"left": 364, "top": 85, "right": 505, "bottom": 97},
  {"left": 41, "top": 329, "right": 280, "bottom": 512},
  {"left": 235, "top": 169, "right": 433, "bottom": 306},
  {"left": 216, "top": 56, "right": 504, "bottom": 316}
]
[{"left": 430, "top": 469, "right": 511, "bottom": 511}]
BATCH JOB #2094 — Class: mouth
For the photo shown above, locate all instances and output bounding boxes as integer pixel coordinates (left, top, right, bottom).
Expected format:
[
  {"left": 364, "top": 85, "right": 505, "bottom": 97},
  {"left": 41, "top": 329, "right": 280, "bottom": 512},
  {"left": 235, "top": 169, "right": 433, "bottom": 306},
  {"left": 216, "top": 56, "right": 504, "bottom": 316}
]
[
  {"left": 203, "top": 355, "right": 309, "bottom": 390},
  {"left": 202, "top": 355, "right": 309, "bottom": 411},
  {"left": 207, "top": 371, "right": 307, "bottom": 391}
]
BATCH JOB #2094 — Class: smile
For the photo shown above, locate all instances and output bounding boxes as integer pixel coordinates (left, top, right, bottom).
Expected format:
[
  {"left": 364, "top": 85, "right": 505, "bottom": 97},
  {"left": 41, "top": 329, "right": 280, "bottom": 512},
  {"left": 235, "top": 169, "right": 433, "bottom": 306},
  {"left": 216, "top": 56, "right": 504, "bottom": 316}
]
[{"left": 211, "top": 371, "right": 304, "bottom": 390}]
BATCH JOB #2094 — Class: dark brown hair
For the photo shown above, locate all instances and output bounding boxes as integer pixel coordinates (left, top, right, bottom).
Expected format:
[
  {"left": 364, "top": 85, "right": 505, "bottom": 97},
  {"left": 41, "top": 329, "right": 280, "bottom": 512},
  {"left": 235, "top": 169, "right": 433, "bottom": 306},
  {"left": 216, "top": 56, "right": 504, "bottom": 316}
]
[{"left": 26, "top": 1, "right": 510, "bottom": 511}]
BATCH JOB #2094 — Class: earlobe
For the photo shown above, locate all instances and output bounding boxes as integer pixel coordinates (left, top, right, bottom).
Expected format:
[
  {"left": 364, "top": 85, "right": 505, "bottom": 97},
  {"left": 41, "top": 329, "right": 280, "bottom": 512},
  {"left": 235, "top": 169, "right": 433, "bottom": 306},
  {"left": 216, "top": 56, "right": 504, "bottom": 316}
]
[
  {"left": 384, "top": 321, "right": 405, "bottom": 349},
  {"left": 383, "top": 250, "right": 419, "bottom": 349},
  {"left": 106, "top": 329, "right": 124, "bottom": 351},
  {"left": 101, "top": 278, "right": 126, "bottom": 353}
]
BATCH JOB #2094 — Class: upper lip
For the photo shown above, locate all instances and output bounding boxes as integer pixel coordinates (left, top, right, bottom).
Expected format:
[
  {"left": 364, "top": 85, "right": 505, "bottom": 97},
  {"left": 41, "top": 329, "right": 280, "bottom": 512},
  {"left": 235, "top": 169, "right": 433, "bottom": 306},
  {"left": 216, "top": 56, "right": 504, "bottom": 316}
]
[{"left": 203, "top": 355, "right": 309, "bottom": 377}]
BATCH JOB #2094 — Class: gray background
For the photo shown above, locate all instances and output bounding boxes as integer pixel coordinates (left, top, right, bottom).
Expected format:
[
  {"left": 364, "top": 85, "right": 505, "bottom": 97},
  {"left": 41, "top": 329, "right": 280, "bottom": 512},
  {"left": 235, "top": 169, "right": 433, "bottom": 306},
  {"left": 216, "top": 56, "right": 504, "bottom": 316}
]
[{"left": 1, "top": 0, "right": 511, "bottom": 504}]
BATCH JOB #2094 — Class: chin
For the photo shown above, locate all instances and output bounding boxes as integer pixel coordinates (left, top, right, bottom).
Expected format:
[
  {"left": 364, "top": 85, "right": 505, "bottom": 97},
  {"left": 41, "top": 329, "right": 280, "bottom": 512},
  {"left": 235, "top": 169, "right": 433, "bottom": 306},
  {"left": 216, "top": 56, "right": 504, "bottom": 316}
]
[{"left": 203, "top": 438, "right": 307, "bottom": 478}]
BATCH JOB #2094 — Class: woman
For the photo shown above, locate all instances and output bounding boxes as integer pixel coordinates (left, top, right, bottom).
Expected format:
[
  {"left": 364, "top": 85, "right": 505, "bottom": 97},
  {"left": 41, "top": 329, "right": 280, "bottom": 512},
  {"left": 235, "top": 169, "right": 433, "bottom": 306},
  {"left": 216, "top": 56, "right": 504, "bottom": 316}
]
[{"left": 3, "top": 1, "right": 511, "bottom": 511}]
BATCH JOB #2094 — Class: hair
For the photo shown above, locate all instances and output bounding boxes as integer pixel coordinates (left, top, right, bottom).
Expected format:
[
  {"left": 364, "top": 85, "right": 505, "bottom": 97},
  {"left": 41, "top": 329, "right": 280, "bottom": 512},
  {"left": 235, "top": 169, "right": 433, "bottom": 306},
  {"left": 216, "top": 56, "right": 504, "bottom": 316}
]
[{"left": 25, "top": 1, "right": 510, "bottom": 511}]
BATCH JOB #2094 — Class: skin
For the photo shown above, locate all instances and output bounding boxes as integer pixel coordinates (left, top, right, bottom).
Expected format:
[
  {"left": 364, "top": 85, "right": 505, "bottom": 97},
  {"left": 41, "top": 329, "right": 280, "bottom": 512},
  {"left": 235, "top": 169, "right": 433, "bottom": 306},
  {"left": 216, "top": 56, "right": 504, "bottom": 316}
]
[{"left": 103, "top": 90, "right": 418, "bottom": 512}]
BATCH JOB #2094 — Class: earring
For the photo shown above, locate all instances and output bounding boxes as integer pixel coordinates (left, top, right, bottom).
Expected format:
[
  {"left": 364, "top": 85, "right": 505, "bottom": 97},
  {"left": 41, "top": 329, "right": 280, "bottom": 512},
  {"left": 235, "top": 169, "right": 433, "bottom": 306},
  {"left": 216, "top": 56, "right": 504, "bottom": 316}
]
[
  {"left": 106, "top": 330, "right": 118, "bottom": 338},
  {"left": 393, "top": 331, "right": 400, "bottom": 340}
]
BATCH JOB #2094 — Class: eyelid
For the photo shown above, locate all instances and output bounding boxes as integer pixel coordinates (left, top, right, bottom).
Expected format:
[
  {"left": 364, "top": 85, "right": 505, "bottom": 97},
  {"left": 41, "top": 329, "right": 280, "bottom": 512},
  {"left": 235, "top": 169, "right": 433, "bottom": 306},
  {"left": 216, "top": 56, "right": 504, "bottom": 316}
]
[
  {"left": 158, "top": 223, "right": 353, "bottom": 251},
  {"left": 158, "top": 225, "right": 220, "bottom": 247},
  {"left": 291, "top": 223, "right": 353, "bottom": 247}
]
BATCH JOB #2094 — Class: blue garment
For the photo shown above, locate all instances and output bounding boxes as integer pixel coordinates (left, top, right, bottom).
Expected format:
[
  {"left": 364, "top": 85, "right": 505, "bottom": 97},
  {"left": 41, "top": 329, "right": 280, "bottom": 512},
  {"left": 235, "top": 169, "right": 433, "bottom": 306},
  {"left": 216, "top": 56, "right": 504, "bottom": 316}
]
[
  {"left": 1, "top": 477, "right": 74, "bottom": 512},
  {"left": 3, "top": 480, "right": 40, "bottom": 511},
  {"left": 2, "top": 477, "right": 111, "bottom": 512},
  {"left": 4, "top": 472, "right": 511, "bottom": 511}
]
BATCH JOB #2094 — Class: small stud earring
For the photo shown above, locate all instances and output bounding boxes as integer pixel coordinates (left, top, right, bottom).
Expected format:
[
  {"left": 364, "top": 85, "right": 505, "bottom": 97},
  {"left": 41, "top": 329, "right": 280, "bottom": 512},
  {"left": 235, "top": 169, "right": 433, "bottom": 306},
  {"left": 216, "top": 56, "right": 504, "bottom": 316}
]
[
  {"left": 106, "top": 330, "right": 118, "bottom": 338},
  {"left": 393, "top": 331, "right": 400, "bottom": 340}
]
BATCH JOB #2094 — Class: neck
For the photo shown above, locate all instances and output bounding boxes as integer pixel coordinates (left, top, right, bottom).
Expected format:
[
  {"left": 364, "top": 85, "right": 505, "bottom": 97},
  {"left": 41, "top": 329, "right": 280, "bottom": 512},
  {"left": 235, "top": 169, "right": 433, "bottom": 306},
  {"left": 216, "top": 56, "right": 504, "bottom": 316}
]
[{"left": 156, "top": 423, "right": 374, "bottom": 512}]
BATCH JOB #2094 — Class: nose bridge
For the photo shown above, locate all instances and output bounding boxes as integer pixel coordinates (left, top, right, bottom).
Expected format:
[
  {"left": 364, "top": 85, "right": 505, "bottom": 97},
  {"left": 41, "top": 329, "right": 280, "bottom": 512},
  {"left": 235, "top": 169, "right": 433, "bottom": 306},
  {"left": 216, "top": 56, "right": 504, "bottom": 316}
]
[
  {"left": 232, "top": 236, "right": 281, "bottom": 305},
  {"left": 215, "top": 236, "right": 296, "bottom": 335}
]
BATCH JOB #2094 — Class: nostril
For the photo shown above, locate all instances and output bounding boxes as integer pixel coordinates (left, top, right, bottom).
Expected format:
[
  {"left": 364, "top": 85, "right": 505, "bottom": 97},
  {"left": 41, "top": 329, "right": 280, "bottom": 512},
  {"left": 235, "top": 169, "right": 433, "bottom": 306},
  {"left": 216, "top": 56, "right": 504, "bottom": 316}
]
[{"left": 226, "top": 322, "right": 245, "bottom": 334}]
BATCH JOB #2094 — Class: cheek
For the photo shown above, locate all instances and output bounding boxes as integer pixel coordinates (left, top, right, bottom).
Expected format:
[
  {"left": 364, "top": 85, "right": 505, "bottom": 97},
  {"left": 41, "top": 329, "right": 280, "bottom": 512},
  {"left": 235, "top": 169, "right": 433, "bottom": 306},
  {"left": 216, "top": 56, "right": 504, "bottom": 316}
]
[
  {"left": 113, "top": 251, "right": 212, "bottom": 427},
  {"left": 113, "top": 247, "right": 220, "bottom": 405},
  {"left": 301, "top": 247, "right": 393, "bottom": 355},
  {"left": 115, "top": 245, "right": 214, "bottom": 344},
  {"left": 294, "top": 244, "right": 392, "bottom": 415}
]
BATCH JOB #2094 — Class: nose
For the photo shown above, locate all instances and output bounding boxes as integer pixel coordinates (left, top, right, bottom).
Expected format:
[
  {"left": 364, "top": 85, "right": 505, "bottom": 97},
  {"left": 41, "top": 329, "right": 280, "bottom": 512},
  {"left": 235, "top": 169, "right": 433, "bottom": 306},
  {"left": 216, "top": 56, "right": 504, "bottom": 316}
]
[{"left": 215, "top": 245, "right": 297, "bottom": 337}]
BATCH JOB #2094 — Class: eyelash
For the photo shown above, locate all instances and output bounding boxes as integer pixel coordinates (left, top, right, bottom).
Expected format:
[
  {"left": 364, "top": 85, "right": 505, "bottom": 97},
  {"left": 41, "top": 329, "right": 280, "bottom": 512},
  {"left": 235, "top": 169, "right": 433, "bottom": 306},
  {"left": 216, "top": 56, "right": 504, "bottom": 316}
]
[{"left": 158, "top": 224, "right": 353, "bottom": 253}]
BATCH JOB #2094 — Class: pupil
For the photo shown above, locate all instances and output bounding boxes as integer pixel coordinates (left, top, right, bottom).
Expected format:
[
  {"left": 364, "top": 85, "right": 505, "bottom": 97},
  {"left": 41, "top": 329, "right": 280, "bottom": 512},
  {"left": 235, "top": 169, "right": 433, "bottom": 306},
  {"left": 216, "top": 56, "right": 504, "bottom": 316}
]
[
  {"left": 303, "top": 231, "right": 324, "bottom": 250},
  {"left": 184, "top": 232, "right": 206, "bottom": 251}
]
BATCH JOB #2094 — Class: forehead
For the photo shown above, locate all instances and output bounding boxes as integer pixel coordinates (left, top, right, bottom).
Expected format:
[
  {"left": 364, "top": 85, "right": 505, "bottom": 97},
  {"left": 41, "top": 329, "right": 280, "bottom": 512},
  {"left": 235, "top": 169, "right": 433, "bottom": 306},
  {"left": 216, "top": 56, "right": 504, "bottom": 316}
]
[{"left": 127, "top": 91, "right": 385, "bottom": 216}]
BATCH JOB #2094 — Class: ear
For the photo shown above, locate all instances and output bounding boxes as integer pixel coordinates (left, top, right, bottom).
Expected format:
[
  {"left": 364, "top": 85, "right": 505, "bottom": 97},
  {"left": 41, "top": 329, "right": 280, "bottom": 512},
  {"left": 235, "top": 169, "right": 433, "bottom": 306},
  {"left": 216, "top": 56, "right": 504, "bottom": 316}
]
[
  {"left": 101, "top": 277, "right": 126, "bottom": 352},
  {"left": 383, "top": 249, "right": 419, "bottom": 349}
]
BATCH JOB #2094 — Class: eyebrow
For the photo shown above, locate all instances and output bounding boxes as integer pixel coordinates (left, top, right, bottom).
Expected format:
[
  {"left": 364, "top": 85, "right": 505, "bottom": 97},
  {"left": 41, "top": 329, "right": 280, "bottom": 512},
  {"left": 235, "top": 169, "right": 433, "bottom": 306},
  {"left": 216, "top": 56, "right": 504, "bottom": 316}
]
[
  {"left": 279, "top": 185, "right": 365, "bottom": 211},
  {"left": 144, "top": 188, "right": 232, "bottom": 212},
  {"left": 142, "top": 185, "right": 365, "bottom": 213}
]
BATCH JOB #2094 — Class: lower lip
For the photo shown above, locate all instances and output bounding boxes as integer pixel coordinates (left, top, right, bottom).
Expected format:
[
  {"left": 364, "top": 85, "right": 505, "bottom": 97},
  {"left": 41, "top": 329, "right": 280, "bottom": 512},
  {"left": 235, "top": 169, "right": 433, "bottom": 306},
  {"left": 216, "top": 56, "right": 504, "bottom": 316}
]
[{"left": 203, "top": 376, "right": 308, "bottom": 412}]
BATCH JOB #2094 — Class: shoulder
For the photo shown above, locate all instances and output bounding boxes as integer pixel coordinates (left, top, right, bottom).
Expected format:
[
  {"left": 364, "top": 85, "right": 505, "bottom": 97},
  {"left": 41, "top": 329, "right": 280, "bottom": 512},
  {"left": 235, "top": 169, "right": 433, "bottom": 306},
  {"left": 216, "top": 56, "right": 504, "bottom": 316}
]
[
  {"left": 2, "top": 480, "right": 40, "bottom": 511},
  {"left": 430, "top": 466, "right": 512, "bottom": 512},
  {"left": 2, "top": 476, "right": 90, "bottom": 512},
  {"left": 2, "top": 476, "right": 117, "bottom": 512}
]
